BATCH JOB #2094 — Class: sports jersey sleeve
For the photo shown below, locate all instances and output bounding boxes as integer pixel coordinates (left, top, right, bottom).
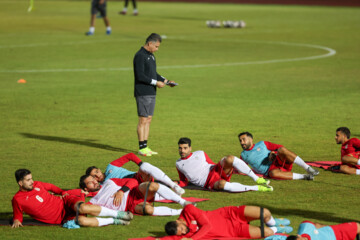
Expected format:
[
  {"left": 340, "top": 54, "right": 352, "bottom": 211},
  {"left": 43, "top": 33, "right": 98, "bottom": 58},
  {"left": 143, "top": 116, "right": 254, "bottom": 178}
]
[
  {"left": 181, "top": 205, "right": 212, "bottom": 240},
  {"left": 350, "top": 138, "right": 360, "bottom": 149},
  {"left": 264, "top": 141, "right": 283, "bottom": 151},
  {"left": 176, "top": 168, "right": 188, "bottom": 187},
  {"left": 12, "top": 197, "right": 23, "bottom": 223},
  {"left": 203, "top": 152, "right": 216, "bottom": 165},
  {"left": 156, "top": 73, "right": 165, "bottom": 82},
  {"left": 134, "top": 53, "right": 153, "bottom": 85},
  {"left": 41, "top": 182, "right": 64, "bottom": 195},
  {"left": 110, "top": 153, "right": 142, "bottom": 167},
  {"left": 111, "top": 178, "right": 139, "bottom": 190}
]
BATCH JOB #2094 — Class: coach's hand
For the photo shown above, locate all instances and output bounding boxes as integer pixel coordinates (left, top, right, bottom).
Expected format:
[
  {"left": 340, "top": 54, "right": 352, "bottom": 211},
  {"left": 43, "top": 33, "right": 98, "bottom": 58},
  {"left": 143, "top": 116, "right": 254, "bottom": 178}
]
[
  {"left": 156, "top": 81, "right": 166, "bottom": 88},
  {"left": 12, "top": 219, "right": 23, "bottom": 228},
  {"left": 167, "top": 80, "right": 177, "bottom": 87},
  {"left": 112, "top": 190, "right": 124, "bottom": 206}
]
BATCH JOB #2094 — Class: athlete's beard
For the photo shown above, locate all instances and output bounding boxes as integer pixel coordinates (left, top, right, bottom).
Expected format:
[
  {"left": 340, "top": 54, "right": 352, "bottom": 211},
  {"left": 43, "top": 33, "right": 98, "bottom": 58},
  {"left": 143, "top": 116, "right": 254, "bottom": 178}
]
[{"left": 22, "top": 185, "right": 34, "bottom": 191}]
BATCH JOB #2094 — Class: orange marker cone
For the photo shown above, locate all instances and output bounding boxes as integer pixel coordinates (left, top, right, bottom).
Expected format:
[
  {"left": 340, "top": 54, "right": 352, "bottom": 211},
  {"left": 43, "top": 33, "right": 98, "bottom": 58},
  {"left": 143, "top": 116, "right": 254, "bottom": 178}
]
[{"left": 17, "top": 79, "right": 27, "bottom": 83}]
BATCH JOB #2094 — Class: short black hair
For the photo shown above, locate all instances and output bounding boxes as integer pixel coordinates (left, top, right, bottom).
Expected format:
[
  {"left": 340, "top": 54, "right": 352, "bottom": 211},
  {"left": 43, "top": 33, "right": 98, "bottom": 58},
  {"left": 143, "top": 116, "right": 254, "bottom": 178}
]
[
  {"left": 79, "top": 174, "right": 91, "bottom": 190},
  {"left": 286, "top": 236, "right": 298, "bottom": 240},
  {"left": 85, "top": 166, "right": 98, "bottom": 176},
  {"left": 178, "top": 137, "right": 191, "bottom": 146},
  {"left": 336, "top": 127, "right": 350, "bottom": 139},
  {"left": 15, "top": 169, "right": 31, "bottom": 182},
  {"left": 238, "top": 132, "right": 253, "bottom": 139},
  {"left": 165, "top": 221, "right": 178, "bottom": 236},
  {"left": 145, "top": 33, "right": 162, "bottom": 44}
]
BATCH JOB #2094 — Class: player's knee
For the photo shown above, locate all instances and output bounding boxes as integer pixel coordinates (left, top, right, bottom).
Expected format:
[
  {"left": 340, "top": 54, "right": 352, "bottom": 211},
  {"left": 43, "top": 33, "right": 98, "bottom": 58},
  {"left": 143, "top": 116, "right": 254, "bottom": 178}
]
[
  {"left": 223, "top": 155, "right": 234, "bottom": 164},
  {"left": 264, "top": 227, "right": 275, "bottom": 237},
  {"left": 263, "top": 208, "right": 271, "bottom": 218},
  {"left": 148, "top": 182, "right": 159, "bottom": 192},
  {"left": 76, "top": 216, "right": 87, "bottom": 226},
  {"left": 77, "top": 202, "right": 87, "bottom": 214},
  {"left": 214, "top": 180, "right": 226, "bottom": 190},
  {"left": 143, "top": 204, "right": 154, "bottom": 215}
]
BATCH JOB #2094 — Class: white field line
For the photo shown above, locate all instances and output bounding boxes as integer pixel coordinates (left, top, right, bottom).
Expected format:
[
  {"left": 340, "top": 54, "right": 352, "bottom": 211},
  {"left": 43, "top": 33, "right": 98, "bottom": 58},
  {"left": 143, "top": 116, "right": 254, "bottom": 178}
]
[{"left": 0, "top": 39, "right": 336, "bottom": 73}]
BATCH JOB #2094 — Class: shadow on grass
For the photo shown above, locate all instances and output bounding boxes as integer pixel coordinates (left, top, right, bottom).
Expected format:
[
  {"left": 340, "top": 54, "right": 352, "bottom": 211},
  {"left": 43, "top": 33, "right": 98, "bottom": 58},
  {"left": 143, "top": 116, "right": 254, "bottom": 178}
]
[
  {"left": 241, "top": 204, "right": 359, "bottom": 223},
  {"left": 20, "top": 133, "right": 137, "bottom": 154}
]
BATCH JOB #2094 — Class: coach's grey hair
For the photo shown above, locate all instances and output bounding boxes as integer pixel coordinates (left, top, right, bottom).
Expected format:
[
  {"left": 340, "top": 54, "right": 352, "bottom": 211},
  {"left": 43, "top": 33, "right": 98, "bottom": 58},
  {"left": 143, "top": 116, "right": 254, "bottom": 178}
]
[{"left": 146, "top": 33, "right": 162, "bottom": 44}]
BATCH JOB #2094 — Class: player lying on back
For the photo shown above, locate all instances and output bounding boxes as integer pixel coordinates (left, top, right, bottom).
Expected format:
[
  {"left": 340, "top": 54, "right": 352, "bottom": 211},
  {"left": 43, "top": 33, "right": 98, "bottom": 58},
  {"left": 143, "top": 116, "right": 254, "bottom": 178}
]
[
  {"left": 12, "top": 169, "right": 132, "bottom": 228},
  {"left": 86, "top": 153, "right": 185, "bottom": 195},
  {"left": 156, "top": 204, "right": 292, "bottom": 240},
  {"left": 334, "top": 127, "right": 360, "bottom": 175},
  {"left": 238, "top": 132, "right": 319, "bottom": 180},
  {"left": 175, "top": 137, "right": 273, "bottom": 193},
  {"left": 79, "top": 175, "right": 195, "bottom": 216}
]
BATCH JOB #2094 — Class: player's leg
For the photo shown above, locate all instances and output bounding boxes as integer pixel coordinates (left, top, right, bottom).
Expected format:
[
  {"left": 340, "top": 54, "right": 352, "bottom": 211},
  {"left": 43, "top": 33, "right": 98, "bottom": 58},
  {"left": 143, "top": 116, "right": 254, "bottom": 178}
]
[
  {"left": 137, "top": 116, "right": 151, "bottom": 156},
  {"left": 77, "top": 202, "right": 132, "bottom": 220},
  {"left": 77, "top": 215, "right": 129, "bottom": 227},
  {"left": 277, "top": 147, "right": 319, "bottom": 175},
  {"left": 214, "top": 179, "right": 271, "bottom": 192},
  {"left": 248, "top": 225, "right": 276, "bottom": 238},
  {"left": 132, "top": 0, "right": 138, "bottom": 15},
  {"left": 342, "top": 153, "right": 360, "bottom": 166},
  {"left": 139, "top": 162, "right": 185, "bottom": 195},
  {"left": 221, "top": 155, "right": 270, "bottom": 185},
  {"left": 339, "top": 165, "right": 359, "bottom": 175},
  {"left": 269, "top": 169, "right": 313, "bottom": 180}
]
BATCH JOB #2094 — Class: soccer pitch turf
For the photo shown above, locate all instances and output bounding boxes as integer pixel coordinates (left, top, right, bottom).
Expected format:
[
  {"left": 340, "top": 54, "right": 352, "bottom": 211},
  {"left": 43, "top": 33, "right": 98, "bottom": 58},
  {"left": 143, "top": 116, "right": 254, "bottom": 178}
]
[{"left": 0, "top": 0, "right": 359, "bottom": 239}]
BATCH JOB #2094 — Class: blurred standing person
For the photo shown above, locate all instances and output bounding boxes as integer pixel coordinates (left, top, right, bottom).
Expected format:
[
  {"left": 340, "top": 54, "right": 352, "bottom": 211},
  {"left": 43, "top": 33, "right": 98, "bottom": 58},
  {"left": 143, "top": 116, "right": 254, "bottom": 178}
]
[
  {"left": 133, "top": 33, "right": 177, "bottom": 157},
  {"left": 86, "top": 0, "right": 111, "bottom": 36},
  {"left": 119, "top": 0, "right": 138, "bottom": 16}
]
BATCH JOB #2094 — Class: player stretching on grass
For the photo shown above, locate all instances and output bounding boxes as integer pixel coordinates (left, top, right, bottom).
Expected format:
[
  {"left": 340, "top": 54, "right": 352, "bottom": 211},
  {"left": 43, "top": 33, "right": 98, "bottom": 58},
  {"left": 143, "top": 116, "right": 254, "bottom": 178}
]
[
  {"left": 80, "top": 175, "right": 194, "bottom": 216},
  {"left": 334, "top": 127, "right": 360, "bottom": 175},
  {"left": 11, "top": 169, "right": 132, "bottom": 228},
  {"left": 238, "top": 132, "right": 319, "bottom": 180},
  {"left": 86, "top": 153, "right": 185, "bottom": 195},
  {"left": 175, "top": 137, "right": 273, "bottom": 193},
  {"left": 158, "top": 204, "right": 292, "bottom": 239}
]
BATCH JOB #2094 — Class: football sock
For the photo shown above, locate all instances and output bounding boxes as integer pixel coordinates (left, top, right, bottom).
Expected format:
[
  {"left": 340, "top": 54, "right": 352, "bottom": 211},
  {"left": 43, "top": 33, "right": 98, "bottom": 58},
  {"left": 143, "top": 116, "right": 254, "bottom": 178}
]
[
  {"left": 357, "top": 159, "right": 360, "bottom": 165},
  {"left": 294, "top": 156, "right": 310, "bottom": 170},
  {"left": 106, "top": 26, "right": 111, "bottom": 31},
  {"left": 157, "top": 184, "right": 185, "bottom": 205},
  {"left": 266, "top": 216, "right": 276, "bottom": 226},
  {"left": 96, "top": 217, "right": 114, "bottom": 226},
  {"left": 122, "top": 7, "right": 128, "bottom": 11},
  {"left": 89, "top": 27, "right": 95, "bottom": 33},
  {"left": 270, "top": 226, "right": 278, "bottom": 234},
  {"left": 232, "top": 157, "right": 259, "bottom": 182},
  {"left": 153, "top": 207, "right": 182, "bottom": 216},
  {"left": 356, "top": 169, "right": 360, "bottom": 175},
  {"left": 139, "top": 141, "right": 146, "bottom": 149},
  {"left": 223, "top": 182, "right": 258, "bottom": 192},
  {"left": 144, "top": 140, "right": 148, "bottom": 148},
  {"left": 292, "top": 173, "right": 306, "bottom": 180},
  {"left": 98, "top": 207, "right": 118, "bottom": 217},
  {"left": 139, "top": 162, "right": 176, "bottom": 188}
]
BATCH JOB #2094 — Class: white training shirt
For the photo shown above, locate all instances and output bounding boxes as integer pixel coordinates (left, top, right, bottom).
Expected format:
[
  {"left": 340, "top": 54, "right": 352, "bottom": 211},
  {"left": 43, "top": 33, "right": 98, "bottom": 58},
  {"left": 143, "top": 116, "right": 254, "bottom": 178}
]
[
  {"left": 176, "top": 151, "right": 214, "bottom": 187},
  {"left": 89, "top": 179, "right": 129, "bottom": 211}
]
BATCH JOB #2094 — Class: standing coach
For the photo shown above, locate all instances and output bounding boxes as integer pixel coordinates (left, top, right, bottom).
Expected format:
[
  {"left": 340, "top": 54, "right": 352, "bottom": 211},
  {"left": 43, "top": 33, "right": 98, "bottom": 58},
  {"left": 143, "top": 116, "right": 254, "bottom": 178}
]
[{"left": 133, "top": 33, "right": 177, "bottom": 157}]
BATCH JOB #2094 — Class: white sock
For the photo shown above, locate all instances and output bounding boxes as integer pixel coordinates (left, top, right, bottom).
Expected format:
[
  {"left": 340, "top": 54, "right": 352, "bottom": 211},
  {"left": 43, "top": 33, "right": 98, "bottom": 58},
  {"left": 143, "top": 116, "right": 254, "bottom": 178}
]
[
  {"left": 98, "top": 207, "right": 118, "bottom": 217},
  {"left": 223, "top": 182, "right": 258, "bottom": 192},
  {"left": 89, "top": 27, "right": 95, "bottom": 33},
  {"left": 123, "top": 7, "right": 127, "bottom": 11},
  {"left": 292, "top": 173, "right": 305, "bottom": 180},
  {"left": 157, "top": 184, "right": 185, "bottom": 205},
  {"left": 356, "top": 169, "right": 360, "bottom": 175},
  {"left": 266, "top": 216, "right": 276, "bottom": 226},
  {"left": 96, "top": 217, "right": 114, "bottom": 226},
  {"left": 270, "top": 226, "right": 277, "bottom": 233},
  {"left": 232, "top": 157, "right": 259, "bottom": 182},
  {"left": 140, "top": 162, "right": 175, "bottom": 188},
  {"left": 294, "top": 156, "right": 310, "bottom": 170},
  {"left": 153, "top": 207, "right": 182, "bottom": 216},
  {"left": 106, "top": 26, "right": 111, "bottom": 31},
  {"left": 357, "top": 159, "right": 360, "bottom": 165},
  {"left": 133, "top": 9, "right": 138, "bottom": 13}
]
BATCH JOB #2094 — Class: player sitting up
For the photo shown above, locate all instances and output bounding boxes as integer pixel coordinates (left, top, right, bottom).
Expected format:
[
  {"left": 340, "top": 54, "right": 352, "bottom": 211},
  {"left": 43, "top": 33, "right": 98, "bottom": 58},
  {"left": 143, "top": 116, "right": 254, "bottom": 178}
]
[
  {"left": 238, "top": 132, "right": 319, "bottom": 180},
  {"left": 11, "top": 169, "right": 132, "bottom": 228},
  {"left": 158, "top": 204, "right": 292, "bottom": 239},
  {"left": 80, "top": 175, "right": 194, "bottom": 216},
  {"left": 175, "top": 137, "right": 273, "bottom": 193},
  {"left": 86, "top": 153, "right": 185, "bottom": 195},
  {"left": 334, "top": 127, "right": 360, "bottom": 175}
]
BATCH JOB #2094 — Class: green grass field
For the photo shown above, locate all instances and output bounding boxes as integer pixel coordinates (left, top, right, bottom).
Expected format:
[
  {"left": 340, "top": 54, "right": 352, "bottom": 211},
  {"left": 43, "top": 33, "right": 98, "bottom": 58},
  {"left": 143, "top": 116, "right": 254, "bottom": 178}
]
[{"left": 1, "top": 0, "right": 359, "bottom": 239}]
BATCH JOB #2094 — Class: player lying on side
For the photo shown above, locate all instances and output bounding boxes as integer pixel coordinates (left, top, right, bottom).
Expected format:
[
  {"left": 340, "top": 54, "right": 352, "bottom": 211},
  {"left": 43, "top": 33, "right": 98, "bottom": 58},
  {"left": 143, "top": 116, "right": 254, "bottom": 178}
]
[
  {"left": 175, "top": 137, "right": 273, "bottom": 193},
  {"left": 285, "top": 220, "right": 360, "bottom": 240},
  {"left": 86, "top": 153, "right": 185, "bottom": 195},
  {"left": 334, "top": 127, "right": 360, "bottom": 175},
  {"left": 12, "top": 169, "right": 132, "bottom": 228},
  {"left": 238, "top": 132, "right": 319, "bottom": 180},
  {"left": 156, "top": 204, "right": 292, "bottom": 240},
  {"left": 80, "top": 175, "right": 194, "bottom": 216}
]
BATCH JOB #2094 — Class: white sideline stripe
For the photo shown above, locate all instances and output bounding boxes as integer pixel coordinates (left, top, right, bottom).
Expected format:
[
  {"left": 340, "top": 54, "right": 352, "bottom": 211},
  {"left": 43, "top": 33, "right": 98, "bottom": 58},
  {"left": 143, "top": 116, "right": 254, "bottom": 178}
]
[{"left": 0, "top": 40, "right": 336, "bottom": 73}]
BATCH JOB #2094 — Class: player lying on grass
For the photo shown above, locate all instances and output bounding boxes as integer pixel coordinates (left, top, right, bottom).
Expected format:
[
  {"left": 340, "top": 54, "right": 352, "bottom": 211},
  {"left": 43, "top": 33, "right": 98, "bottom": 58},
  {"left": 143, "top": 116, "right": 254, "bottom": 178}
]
[
  {"left": 285, "top": 220, "right": 360, "bottom": 240},
  {"left": 175, "top": 137, "right": 273, "bottom": 193},
  {"left": 157, "top": 204, "right": 292, "bottom": 240},
  {"left": 333, "top": 127, "right": 360, "bottom": 175},
  {"left": 86, "top": 153, "right": 185, "bottom": 195},
  {"left": 80, "top": 175, "right": 195, "bottom": 216},
  {"left": 238, "top": 132, "right": 319, "bottom": 180},
  {"left": 11, "top": 169, "right": 132, "bottom": 228}
]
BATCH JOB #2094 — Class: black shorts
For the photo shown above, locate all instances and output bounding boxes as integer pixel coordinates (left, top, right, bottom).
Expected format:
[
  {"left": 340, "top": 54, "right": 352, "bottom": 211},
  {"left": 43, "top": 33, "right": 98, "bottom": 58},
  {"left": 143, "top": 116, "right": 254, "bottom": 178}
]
[
  {"left": 91, "top": 0, "right": 107, "bottom": 17},
  {"left": 136, "top": 96, "right": 156, "bottom": 117}
]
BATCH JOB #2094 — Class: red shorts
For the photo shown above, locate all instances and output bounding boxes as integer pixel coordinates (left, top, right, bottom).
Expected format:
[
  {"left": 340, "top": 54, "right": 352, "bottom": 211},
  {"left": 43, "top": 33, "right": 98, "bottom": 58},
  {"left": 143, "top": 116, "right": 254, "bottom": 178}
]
[
  {"left": 62, "top": 194, "right": 85, "bottom": 223},
  {"left": 125, "top": 187, "right": 154, "bottom": 213},
  {"left": 211, "top": 205, "right": 250, "bottom": 238},
  {"left": 331, "top": 222, "right": 358, "bottom": 240},
  {"left": 267, "top": 154, "right": 293, "bottom": 175},
  {"left": 204, "top": 162, "right": 233, "bottom": 190}
]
